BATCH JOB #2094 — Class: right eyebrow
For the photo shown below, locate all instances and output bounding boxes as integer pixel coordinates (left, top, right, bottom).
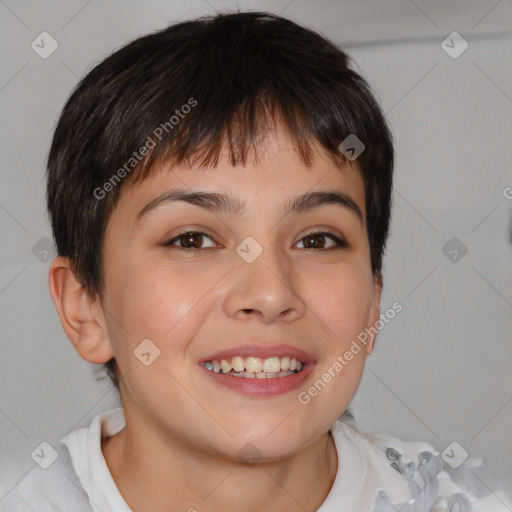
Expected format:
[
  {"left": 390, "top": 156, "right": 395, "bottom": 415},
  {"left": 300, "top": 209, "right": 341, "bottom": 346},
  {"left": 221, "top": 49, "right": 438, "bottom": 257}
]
[{"left": 136, "top": 189, "right": 247, "bottom": 223}]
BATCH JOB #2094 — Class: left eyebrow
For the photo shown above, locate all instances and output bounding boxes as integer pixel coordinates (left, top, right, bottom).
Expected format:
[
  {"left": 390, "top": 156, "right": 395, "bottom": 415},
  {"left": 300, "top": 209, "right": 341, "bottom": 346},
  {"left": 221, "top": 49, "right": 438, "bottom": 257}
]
[
  {"left": 286, "top": 190, "right": 363, "bottom": 224},
  {"left": 135, "top": 189, "right": 363, "bottom": 224}
]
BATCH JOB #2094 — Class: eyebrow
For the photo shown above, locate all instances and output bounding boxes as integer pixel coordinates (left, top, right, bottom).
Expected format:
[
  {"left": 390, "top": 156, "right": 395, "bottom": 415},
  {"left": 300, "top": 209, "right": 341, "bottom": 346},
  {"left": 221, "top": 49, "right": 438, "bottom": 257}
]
[{"left": 136, "top": 189, "right": 364, "bottom": 224}]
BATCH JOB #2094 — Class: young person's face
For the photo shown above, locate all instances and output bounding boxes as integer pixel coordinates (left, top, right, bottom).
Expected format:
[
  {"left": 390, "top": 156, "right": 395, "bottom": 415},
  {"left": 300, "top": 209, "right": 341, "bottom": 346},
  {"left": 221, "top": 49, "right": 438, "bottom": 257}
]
[{"left": 99, "top": 126, "right": 381, "bottom": 459}]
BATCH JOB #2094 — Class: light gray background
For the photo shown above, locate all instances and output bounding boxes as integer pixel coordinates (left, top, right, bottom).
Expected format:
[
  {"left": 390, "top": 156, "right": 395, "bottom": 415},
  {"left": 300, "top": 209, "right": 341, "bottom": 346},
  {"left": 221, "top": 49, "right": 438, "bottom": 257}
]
[{"left": 1, "top": 0, "right": 511, "bottom": 506}]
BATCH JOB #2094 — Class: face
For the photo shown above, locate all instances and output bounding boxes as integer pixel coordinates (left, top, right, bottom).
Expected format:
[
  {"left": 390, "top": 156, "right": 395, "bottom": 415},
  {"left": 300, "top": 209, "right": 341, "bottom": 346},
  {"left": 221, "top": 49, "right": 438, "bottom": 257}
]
[{"left": 99, "top": 127, "right": 381, "bottom": 460}]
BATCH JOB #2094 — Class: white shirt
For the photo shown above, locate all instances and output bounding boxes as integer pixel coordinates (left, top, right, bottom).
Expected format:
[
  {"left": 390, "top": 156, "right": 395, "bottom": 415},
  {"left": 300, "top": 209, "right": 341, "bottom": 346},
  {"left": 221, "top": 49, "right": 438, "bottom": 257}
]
[{"left": 1, "top": 407, "right": 509, "bottom": 511}]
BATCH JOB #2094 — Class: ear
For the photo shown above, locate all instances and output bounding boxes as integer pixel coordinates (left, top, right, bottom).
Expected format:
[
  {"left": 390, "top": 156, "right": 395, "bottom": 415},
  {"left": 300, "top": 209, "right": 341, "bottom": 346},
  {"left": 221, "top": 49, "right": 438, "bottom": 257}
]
[
  {"left": 48, "top": 256, "right": 114, "bottom": 364},
  {"left": 366, "top": 273, "right": 383, "bottom": 355}
]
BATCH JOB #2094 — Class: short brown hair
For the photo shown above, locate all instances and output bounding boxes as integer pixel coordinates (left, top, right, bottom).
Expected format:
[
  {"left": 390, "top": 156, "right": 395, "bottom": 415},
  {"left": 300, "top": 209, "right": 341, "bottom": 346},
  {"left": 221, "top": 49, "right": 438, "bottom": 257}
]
[{"left": 47, "top": 11, "right": 394, "bottom": 390}]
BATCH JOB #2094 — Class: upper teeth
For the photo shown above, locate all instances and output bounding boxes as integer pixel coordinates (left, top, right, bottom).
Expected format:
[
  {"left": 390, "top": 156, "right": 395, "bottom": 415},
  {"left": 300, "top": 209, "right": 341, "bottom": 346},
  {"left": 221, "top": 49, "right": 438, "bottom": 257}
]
[{"left": 205, "top": 356, "right": 303, "bottom": 373}]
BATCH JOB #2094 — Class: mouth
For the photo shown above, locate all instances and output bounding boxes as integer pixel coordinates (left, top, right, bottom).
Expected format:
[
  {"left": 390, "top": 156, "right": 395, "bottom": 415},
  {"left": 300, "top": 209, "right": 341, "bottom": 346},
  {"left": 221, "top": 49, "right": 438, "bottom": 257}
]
[{"left": 199, "top": 343, "right": 316, "bottom": 397}]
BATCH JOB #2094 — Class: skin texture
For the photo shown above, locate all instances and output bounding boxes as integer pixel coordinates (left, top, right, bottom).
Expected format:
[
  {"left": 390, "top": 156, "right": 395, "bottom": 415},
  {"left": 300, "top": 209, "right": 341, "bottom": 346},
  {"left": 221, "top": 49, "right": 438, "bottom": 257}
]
[{"left": 49, "top": 126, "right": 382, "bottom": 511}]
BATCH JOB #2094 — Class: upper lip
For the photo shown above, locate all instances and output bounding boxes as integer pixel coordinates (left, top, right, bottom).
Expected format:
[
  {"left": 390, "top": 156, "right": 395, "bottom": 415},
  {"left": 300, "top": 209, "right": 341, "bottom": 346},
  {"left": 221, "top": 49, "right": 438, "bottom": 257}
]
[{"left": 200, "top": 343, "right": 316, "bottom": 364}]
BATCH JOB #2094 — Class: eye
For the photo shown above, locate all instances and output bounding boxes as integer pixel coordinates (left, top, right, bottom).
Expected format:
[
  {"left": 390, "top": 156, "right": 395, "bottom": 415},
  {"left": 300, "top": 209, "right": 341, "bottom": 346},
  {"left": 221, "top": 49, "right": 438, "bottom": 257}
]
[
  {"left": 163, "top": 230, "right": 346, "bottom": 251},
  {"left": 296, "top": 231, "right": 347, "bottom": 250},
  {"left": 163, "top": 231, "right": 217, "bottom": 250}
]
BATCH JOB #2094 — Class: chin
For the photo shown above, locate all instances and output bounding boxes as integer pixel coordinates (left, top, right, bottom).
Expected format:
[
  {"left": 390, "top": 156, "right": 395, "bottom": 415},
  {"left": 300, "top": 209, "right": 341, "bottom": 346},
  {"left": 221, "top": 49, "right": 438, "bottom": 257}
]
[{"left": 230, "top": 424, "right": 314, "bottom": 460}]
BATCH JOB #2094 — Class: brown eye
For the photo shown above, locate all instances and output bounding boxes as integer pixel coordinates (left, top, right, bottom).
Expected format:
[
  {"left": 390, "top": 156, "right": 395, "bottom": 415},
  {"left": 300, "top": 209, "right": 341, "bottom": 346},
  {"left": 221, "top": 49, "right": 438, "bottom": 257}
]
[
  {"left": 297, "top": 232, "right": 347, "bottom": 250},
  {"left": 164, "top": 231, "right": 216, "bottom": 250}
]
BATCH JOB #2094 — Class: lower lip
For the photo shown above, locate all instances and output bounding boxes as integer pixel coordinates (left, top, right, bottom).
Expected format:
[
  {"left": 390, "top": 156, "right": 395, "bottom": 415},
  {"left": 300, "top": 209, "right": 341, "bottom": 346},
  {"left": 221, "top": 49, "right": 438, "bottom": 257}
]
[{"left": 201, "top": 363, "right": 316, "bottom": 397}]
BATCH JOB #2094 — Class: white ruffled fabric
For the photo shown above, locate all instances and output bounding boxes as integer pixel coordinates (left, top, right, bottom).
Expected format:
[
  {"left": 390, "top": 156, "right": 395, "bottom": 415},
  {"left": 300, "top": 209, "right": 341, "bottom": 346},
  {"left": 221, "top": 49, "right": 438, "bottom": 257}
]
[{"left": 367, "top": 432, "right": 509, "bottom": 512}]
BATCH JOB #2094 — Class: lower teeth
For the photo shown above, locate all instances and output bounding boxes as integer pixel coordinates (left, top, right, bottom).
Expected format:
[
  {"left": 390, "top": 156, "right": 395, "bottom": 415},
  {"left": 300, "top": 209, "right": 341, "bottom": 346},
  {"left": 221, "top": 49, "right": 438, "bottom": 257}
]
[{"left": 214, "top": 369, "right": 300, "bottom": 379}]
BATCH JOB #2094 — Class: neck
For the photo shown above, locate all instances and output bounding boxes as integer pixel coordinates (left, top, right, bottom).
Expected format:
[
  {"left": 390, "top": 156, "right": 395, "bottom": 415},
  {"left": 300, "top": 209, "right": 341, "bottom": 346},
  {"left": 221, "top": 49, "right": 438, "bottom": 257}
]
[{"left": 102, "top": 414, "right": 338, "bottom": 512}]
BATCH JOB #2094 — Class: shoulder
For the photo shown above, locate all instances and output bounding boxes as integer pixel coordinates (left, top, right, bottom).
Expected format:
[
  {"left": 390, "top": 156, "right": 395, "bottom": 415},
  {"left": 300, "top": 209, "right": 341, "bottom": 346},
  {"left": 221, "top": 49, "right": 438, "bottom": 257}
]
[
  {"left": 332, "top": 420, "right": 510, "bottom": 512},
  {"left": 0, "top": 443, "right": 93, "bottom": 512},
  {"left": 1, "top": 407, "right": 127, "bottom": 512}
]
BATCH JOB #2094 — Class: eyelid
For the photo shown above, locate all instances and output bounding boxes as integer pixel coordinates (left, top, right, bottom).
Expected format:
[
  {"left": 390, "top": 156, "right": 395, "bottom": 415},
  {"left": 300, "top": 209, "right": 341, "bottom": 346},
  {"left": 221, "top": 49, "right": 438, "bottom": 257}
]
[
  {"left": 296, "top": 225, "right": 348, "bottom": 242},
  {"left": 163, "top": 224, "right": 217, "bottom": 240}
]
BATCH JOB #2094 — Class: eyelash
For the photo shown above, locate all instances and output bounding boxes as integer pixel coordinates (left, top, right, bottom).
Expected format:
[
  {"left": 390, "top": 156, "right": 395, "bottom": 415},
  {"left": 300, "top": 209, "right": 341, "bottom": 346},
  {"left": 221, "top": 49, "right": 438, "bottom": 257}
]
[{"left": 163, "top": 230, "right": 348, "bottom": 251}]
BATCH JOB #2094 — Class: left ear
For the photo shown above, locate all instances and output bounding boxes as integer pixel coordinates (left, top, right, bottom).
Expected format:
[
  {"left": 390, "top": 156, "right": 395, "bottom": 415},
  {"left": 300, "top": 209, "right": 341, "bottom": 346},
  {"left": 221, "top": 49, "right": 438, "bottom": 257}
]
[{"left": 366, "top": 273, "right": 383, "bottom": 355}]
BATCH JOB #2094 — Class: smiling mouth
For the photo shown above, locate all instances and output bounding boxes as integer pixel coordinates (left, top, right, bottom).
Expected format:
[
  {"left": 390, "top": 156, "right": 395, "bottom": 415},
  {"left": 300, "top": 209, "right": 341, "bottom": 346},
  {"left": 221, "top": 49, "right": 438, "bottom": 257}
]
[{"left": 202, "top": 356, "right": 305, "bottom": 379}]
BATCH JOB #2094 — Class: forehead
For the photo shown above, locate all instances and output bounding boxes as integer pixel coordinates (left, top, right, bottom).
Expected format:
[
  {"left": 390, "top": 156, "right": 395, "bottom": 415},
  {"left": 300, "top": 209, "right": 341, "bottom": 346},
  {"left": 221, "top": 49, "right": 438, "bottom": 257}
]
[{"left": 116, "top": 127, "right": 365, "bottom": 220}]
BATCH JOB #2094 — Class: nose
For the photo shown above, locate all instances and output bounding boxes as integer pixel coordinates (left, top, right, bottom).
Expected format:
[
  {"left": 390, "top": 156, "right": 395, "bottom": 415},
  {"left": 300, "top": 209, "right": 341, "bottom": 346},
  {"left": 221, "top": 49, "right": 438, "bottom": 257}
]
[{"left": 222, "top": 244, "right": 306, "bottom": 324}]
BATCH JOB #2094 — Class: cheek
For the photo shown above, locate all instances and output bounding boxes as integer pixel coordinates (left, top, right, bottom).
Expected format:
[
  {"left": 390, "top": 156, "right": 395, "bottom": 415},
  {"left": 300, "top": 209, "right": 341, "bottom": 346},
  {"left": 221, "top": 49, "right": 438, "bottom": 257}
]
[
  {"left": 307, "top": 262, "right": 374, "bottom": 343},
  {"left": 104, "top": 258, "right": 219, "bottom": 361}
]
